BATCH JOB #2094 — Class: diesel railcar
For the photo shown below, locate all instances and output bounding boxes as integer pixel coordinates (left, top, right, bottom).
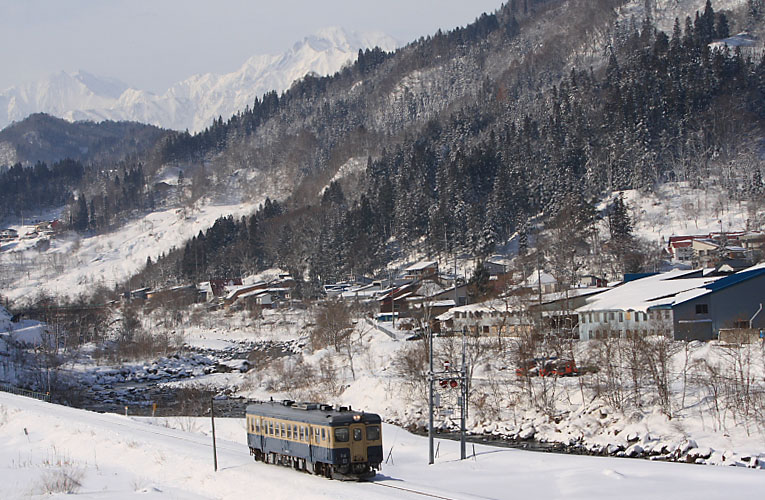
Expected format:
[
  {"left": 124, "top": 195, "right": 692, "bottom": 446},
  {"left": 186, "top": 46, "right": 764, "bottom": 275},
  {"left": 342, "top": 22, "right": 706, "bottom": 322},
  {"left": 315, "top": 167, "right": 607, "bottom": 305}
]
[{"left": 245, "top": 400, "right": 383, "bottom": 480}]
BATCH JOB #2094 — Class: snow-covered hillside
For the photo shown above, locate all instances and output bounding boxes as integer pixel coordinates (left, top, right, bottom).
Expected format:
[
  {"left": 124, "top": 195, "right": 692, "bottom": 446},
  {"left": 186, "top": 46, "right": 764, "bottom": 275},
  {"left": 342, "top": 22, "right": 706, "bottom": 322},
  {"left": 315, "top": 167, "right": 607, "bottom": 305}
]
[
  {"left": 0, "top": 198, "right": 259, "bottom": 303},
  {"left": 1, "top": 392, "right": 764, "bottom": 499},
  {"left": 0, "top": 27, "right": 399, "bottom": 133}
]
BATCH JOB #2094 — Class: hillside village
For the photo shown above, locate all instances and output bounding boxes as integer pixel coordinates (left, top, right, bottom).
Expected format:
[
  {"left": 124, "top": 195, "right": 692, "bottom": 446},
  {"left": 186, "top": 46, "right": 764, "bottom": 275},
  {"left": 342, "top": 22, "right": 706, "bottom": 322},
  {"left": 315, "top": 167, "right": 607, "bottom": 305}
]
[{"left": 2, "top": 1, "right": 765, "bottom": 495}]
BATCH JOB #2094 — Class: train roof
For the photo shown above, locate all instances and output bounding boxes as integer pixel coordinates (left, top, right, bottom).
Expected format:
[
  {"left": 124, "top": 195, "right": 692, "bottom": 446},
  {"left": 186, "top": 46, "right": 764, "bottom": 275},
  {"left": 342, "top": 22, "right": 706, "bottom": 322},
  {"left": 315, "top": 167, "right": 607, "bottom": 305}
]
[{"left": 246, "top": 400, "right": 381, "bottom": 426}]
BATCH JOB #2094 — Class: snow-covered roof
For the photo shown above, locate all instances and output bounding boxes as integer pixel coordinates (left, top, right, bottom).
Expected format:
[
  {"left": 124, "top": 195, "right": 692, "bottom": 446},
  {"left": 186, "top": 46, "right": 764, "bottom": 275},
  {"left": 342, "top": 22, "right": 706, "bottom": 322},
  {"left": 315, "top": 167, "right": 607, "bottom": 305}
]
[
  {"left": 404, "top": 260, "right": 438, "bottom": 272},
  {"left": 418, "top": 281, "right": 445, "bottom": 297},
  {"left": 538, "top": 287, "right": 609, "bottom": 304},
  {"left": 576, "top": 270, "right": 722, "bottom": 313},
  {"left": 709, "top": 32, "right": 758, "bottom": 50},
  {"left": 237, "top": 289, "right": 271, "bottom": 300},
  {"left": 525, "top": 270, "right": 556, "bottom": 286}
]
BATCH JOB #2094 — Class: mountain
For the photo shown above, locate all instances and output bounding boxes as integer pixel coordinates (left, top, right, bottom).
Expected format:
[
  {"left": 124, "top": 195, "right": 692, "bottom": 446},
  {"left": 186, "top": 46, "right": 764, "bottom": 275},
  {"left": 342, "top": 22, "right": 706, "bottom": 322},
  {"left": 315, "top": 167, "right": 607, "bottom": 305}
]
[
  {"left": 0, "top": 113, "right": 168, "bottom": 166},
  {"left": 0, "top": 28, "right": 399, "bottom": 133}
]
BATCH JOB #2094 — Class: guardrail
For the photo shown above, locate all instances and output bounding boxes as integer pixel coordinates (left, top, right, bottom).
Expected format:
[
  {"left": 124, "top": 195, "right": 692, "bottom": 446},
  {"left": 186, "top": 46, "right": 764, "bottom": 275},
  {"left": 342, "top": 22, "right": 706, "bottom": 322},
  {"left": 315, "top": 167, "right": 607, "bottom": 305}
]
[
  {"left": 363, "top": 317, "right": 402, "bottom": 340},
  {"left": 0, "top": 383, "right": 50, "bottom": 402}
]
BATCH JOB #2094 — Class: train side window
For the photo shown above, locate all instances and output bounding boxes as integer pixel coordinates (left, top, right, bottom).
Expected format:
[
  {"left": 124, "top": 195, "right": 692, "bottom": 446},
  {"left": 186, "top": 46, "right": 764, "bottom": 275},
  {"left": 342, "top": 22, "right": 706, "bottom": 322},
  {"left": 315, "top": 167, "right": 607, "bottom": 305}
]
[
  {"left": 299, "top": 426, "right": 305, "bottom": 441},
  {"left": 334, "top": 427, "right": 350, "bottom": 443},
  {"left": 255, "top": 419, "right": 260, "bottom": 434},
  {"left": 293, "top": 425, "right": 298, "bottom": 440},
  {"left": 287, "top": 424, "right": 292, "bottom": 439},
  {"left": 321, "top": 428, "right": 326, "bottom": 441},
  {"left": 366, "top": 425, "right": 380, "bottom": 441},
  {"left": 315, "top": 428, "right": 320, "bottom": 442},
  {"left": 281, "top": 423, "right": 285, "bottom": 437}
]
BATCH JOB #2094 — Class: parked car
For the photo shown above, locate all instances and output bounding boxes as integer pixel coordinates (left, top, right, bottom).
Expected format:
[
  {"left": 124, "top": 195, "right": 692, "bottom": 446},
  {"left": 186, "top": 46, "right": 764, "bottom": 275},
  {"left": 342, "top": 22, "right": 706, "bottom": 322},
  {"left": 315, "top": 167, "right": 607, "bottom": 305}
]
[{"left": 516, "top": 357, "right": 579, "bottom": 377}]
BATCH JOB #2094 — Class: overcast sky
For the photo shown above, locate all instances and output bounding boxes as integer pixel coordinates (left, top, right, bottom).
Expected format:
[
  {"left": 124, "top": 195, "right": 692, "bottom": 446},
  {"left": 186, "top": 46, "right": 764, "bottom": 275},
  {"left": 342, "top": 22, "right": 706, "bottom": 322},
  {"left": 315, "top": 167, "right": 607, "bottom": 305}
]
[{"left": 1, "top": 0, "right": 504, "bottom": 93}]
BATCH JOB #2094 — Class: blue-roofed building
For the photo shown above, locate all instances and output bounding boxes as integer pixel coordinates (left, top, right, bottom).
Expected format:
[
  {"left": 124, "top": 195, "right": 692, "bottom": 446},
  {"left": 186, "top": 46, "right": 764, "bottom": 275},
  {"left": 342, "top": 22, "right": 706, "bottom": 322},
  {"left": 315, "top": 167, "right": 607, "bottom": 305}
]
[
  {"left": 667, "top": 266, "right": 765, "bottom": 341},
  {"left": 576, "top": 265, "right": 765, "bottom": 341}
]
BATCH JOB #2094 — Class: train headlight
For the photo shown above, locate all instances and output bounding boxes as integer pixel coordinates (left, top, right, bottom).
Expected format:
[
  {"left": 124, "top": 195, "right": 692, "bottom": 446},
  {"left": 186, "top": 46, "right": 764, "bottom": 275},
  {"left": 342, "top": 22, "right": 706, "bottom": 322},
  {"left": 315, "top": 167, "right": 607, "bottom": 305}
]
[{"left": 353, "top": 415, "right": 361, "bottom": 421}]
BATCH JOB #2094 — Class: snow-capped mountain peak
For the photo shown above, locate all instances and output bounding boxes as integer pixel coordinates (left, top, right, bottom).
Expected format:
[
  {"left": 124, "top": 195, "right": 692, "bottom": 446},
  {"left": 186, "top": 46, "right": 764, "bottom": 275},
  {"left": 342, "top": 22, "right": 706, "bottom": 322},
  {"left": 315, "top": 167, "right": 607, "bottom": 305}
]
[{"left": 0, "top": 28, "right": 400, "bottom": 133}]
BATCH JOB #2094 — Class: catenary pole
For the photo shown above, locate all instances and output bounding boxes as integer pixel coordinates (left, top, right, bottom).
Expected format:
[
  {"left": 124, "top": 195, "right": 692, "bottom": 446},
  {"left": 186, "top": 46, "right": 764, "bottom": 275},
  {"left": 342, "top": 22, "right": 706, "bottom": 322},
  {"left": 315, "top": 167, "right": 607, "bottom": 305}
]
[{"left": 428, "top": 325, "right": 434, "bottom": 465}]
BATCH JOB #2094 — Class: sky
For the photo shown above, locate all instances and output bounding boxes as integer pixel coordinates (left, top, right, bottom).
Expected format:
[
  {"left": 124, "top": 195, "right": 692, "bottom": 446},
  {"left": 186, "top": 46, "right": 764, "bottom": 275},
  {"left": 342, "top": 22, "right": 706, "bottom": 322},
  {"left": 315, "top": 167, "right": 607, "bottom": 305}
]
[{"left": 0, "top": 0, "right": 504, "bottom": 93}]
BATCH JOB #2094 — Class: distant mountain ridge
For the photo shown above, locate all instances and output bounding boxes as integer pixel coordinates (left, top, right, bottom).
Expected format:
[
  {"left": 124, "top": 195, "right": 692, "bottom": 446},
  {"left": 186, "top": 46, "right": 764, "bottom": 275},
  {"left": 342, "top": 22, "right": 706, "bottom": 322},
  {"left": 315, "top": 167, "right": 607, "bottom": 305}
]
[{"left": 0, "top": 27, "right": 399, "bottom": 133}]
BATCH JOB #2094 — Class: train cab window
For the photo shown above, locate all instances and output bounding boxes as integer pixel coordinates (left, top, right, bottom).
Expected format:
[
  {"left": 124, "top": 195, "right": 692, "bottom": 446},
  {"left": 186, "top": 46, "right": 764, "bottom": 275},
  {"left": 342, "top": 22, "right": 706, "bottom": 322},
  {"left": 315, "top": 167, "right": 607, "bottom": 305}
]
[
  {"left": 334, "top": 427, "right": 350, "bottom": 443},
  {"left": 353, "top": 428, "right": 363, "bottom": 441},
  {"left": 366, "top": 425, "right": 380, "bottom": 441}
]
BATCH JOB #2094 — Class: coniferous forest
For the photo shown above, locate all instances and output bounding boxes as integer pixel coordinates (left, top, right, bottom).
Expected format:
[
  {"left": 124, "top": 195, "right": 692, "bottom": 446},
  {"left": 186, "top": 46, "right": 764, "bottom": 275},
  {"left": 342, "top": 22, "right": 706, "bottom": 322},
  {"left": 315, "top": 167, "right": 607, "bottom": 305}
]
[
  {"left": 2, "top": 1, "right": 764, "bottom": 294},
  {"left": 130, "top": 0, "right": 765, "bottom": 291}
]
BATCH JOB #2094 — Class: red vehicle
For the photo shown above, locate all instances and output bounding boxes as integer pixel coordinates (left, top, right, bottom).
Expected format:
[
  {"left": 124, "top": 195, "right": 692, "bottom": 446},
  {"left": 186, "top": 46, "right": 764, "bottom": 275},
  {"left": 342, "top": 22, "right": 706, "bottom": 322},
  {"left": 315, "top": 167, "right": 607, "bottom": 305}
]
[{"left": 516, "top": 357, "right": 579, "bottom": 377}]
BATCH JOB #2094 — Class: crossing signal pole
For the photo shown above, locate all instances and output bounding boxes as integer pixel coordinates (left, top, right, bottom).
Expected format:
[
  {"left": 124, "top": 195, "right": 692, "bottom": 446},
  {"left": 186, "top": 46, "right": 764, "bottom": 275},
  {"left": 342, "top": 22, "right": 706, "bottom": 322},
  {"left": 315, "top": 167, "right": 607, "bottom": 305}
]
[{"left": 427, "top": 326, "right": 469, "bottom": 464}]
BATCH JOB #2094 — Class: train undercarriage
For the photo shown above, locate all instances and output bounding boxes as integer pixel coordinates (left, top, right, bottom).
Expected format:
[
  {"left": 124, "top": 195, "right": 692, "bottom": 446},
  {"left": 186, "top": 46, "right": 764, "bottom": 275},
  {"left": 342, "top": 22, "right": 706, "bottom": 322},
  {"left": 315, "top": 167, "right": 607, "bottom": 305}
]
[{"left": 249, "top": 447, "right": 376, "bottom": 481}]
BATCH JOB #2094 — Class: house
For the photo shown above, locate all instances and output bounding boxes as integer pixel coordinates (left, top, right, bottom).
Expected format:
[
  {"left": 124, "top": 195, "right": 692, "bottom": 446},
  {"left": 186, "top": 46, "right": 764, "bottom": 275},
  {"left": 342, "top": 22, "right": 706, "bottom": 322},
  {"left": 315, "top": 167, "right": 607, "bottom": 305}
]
[
  {"left": 379, "top": 282, "right": 420, "bottom": 316},
  {"left": 0, "top": 228, "right": 18, "bottom": 240},
  {"left": 224, "top": 282, "right": 269, "bottom": 306},
  {"left": 436, "top": 285, "right": 608, "bottom": 337},
  {"left": 236, "top": 289, "right": 274, "bottom": 308},
  {"left": 147, "top": 285, "right": 200, "bottom": 307},
  {"left": 576, "top": 266, "right": 765, "bottom": 341},
  {"left": 524, "top": 270, "right": 559, "bottom": 294},
  {"left": 668, "top": 232, "right": 758, "bottom": 268},
  {"left": 579, "top": 275, "right": 607, "bottom": 288},
  {"left": 709, "top": 32, "right": 760, "bottom": 58},
  {"left": 403, "top": 260, "right": 438, "bottom": 280},
  {"left": 209, "top": 278, "right": 243, "bottom": 298},
  {"left": 438, "top": 298, "right": 534, "bottom": 337},
  {"left": 482, "top": 259, "right": 508, "bottom": 276},
  {"left": 124, "top": 287, "right": 151, "bottom": 301}
]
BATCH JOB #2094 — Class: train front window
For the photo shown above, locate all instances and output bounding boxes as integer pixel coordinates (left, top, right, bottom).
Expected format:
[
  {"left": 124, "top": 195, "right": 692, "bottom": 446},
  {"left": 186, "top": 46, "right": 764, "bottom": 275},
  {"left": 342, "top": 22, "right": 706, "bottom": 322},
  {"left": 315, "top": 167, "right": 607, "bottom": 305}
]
[
  {"left": 366, "top": 425, "right": 380, "bottom": 441},
  {"left": 353, "top": 428, "right": 363, "bottom": 441},
  {"left": 334, "top": 427, "right": 349, "bottom": 442}
]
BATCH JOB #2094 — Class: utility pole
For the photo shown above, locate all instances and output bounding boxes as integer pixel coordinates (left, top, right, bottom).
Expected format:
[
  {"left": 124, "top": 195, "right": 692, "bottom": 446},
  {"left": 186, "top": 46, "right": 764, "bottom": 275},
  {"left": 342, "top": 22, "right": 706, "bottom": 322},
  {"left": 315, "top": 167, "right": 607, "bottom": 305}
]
[
  {"left": 211, "top": 398, "right": 218, "bottom": 472},
  {"left": 428, "top": 325, "right": 434, "bottom": 465}
]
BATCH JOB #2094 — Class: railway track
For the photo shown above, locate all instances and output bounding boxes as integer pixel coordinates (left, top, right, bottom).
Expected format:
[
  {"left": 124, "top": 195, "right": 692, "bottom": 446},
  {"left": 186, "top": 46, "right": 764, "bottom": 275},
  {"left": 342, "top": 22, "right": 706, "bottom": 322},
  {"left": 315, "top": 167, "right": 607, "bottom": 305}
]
[{"left": 371, "top": 481, "right": 461, "bottom": 500}]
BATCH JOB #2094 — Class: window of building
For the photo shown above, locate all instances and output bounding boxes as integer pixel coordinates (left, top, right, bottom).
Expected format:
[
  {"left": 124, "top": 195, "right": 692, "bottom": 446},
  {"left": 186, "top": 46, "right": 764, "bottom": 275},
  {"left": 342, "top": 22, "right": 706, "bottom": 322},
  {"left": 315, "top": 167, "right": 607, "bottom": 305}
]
[{"left": 696, "top": 304, "right": 709, "bottom": 314}]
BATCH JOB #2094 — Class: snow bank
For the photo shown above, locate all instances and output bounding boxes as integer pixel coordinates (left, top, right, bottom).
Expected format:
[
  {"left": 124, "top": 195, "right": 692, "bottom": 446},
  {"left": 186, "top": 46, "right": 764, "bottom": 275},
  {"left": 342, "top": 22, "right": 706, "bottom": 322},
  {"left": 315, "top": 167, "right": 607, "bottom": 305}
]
[{"left": 2, "top": 392, "right": 765, "bottom": 499}]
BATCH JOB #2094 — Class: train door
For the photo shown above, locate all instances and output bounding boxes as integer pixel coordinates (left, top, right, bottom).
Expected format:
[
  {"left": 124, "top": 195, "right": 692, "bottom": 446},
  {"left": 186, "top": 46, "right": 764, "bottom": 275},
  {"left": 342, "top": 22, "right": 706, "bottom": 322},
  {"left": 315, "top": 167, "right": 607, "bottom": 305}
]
[{"left": 350, "top": 424, "right": 366, "bottom": 462}]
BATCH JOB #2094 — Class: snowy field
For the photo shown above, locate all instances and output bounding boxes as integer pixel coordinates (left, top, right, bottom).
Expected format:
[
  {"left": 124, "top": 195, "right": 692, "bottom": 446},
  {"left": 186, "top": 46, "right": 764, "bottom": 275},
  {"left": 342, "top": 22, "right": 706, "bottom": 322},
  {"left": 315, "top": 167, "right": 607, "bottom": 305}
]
[{"left": 2, "top": 392, "right": 765, "bottom": 500}]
